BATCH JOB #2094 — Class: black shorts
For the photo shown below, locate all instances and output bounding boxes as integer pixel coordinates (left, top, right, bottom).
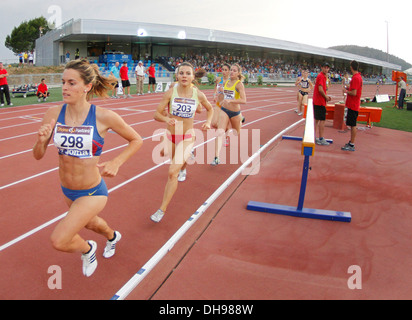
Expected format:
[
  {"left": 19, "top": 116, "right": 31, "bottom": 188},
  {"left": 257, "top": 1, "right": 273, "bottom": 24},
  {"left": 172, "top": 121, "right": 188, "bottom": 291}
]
[
  {"left": 314, "top": 105, "right": 326, "bottom": 121},
  {"left": 121, "top": 80, "right": 130, "bottom": 87},
  {"left": 149, "top": 77, "right": 156, "bottom": 85},
  {"left": 37, "top": 92, "right": 50, "bottom": 97},
  {"left": 346, "top": 108, "right": 358, "bottom": 127}
]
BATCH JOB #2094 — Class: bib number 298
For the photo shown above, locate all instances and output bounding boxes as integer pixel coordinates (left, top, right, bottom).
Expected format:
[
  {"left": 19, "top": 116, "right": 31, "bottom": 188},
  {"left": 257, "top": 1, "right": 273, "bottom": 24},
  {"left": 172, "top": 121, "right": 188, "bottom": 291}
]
[{"left": 61, "top": 135, "right": 84, "bottom": 148}]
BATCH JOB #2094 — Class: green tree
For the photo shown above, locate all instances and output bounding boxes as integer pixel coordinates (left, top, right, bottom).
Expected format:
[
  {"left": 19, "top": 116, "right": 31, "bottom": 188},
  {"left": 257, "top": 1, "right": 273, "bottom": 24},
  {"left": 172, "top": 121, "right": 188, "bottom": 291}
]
[{"left": 5, "top": 17, "right": 51, "bottom": 55}]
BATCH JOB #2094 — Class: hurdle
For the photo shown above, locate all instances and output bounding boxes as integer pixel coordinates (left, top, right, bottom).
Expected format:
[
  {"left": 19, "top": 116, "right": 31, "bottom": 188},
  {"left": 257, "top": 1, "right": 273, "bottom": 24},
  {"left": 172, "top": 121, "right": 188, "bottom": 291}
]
[{"left": 247, "top": 99, "right": 351, "bottom": 222}]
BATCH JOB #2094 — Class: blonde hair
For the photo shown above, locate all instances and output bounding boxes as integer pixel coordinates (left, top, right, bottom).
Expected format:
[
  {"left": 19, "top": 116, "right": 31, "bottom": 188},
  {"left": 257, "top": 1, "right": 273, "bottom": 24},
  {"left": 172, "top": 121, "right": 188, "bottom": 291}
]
[
  {"left": 65, "top": 59, "right": 116, "bottom": 100},
  {"left": 231, "top": 63, "right": 245, "bottom": 82}
]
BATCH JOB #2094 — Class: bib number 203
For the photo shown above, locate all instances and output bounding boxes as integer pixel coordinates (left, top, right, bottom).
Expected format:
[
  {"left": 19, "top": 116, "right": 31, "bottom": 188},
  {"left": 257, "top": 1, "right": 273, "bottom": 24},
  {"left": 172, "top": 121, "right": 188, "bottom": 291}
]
[
  {"left": 61, "top": 135, "right": 84, "bottom": 148},
  {"left": 176, "top": 104, "right": 192, "bottom": 113}
]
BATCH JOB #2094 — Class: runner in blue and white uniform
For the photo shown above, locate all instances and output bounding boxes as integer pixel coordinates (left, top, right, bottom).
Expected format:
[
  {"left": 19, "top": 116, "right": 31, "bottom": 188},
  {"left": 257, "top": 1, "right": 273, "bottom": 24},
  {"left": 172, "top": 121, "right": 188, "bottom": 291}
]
[{"left": 33, "top": 59, "right": 143, "bottom": 277}]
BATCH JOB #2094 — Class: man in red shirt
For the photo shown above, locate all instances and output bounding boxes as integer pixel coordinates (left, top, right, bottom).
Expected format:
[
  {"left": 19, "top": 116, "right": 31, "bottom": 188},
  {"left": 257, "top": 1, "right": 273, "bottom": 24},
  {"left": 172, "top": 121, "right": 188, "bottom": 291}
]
[
  {"left": 36, "top": 78, "right": 50, "bottom": 102},
  {"left": 0, "top": 62, "right": 13, "bottom": 106},
  {"left": 313, "top": 62, "right": 331, "bottom": 145},
  {"left": 146, "top": 63, "right": 156, "bottom": 93},
  {"left": 342, "top": 60, "right": 363, "bottom": 151},
  {"left": 120, "top": 61, "right": 131, "bottom": 98}
]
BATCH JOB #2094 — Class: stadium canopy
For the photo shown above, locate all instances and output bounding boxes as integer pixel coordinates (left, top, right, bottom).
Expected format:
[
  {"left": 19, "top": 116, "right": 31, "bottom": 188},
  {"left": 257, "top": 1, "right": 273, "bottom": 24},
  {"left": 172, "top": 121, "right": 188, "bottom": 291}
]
[{"left": 35, "top": 18, "right": 401, "bottom": 74}]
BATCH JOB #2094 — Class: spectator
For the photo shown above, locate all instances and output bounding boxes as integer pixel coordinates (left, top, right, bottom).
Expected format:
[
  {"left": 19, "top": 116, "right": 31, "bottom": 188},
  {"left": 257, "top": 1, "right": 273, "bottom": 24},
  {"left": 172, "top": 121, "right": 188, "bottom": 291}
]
[
  {"left": 0, "top": 62, "right": 13, "bottom": 106},
  {"left": 36, "top": 78, "right": 50, "bottom": 102},
  {"left": 146, "top": 63, "right": 156, "bottom": 93},
  {"left": 65, "top": 51, "right": 70, "bottom": 63},
  {"left": 109, "top": 61, "right": 120, "bottom": 98},
  {"left": 18, "top": 52, "right": 23, "bottom": 66},
  {"left": 135, "top": 61, "right": 145, "bottom": 95},
  {"left": 120, "top": 61, "right": 132, "bottom": 98},
  {"left": 398, "top": 76, "right": 406, "bottom": 109},
  {"left": 75, "top": 48, "right": 80, "bottom": 60},
  {"left": 28, "top": 51, "right": 34, "bottom": 65}
]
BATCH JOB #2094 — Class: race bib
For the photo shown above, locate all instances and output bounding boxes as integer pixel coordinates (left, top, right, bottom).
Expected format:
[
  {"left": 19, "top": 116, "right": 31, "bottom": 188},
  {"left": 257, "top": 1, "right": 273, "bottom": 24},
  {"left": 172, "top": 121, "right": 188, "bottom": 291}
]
[
  {"left": 170, "top": 97, "right": 197, "bottom": 119},
  {"left": 54, "top": 124, "right": 94, "bottom": 158},
  {"left": 223, "top": 89, "right": 235, "bottom": 100}
]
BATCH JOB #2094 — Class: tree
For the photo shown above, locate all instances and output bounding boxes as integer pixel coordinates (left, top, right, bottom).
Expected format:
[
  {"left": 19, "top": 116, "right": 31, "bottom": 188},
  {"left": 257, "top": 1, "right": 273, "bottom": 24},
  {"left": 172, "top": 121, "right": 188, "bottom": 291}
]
[{"left": 5, "top": 17, "right": 51, "bottom": 55}]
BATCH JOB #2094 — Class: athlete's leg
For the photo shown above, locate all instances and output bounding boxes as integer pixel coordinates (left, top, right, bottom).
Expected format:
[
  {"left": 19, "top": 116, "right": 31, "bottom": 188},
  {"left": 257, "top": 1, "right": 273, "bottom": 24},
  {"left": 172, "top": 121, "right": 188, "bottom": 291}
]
[{"left": 50, "top": 196, "right": 108, "bottom": 254}]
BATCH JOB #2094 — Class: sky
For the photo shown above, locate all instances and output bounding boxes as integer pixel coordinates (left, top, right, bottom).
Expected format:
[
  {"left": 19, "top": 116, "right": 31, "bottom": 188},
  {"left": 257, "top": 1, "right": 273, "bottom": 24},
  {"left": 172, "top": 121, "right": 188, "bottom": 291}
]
[{"left": 1, "top": 0, "right": 411, "bottom": 69}]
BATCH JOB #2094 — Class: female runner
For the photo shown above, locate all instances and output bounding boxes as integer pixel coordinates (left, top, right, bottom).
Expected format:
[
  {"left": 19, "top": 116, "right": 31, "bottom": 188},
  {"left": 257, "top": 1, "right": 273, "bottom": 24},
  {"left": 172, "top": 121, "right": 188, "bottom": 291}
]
[
  {"left": 211, "top": 63, "right": 247, "bottom": 165},
  {"left": 295, "top": 69, "right": 313, "bottom": 116},
  {"left": 33, "top": 59, "right": 143, "bottom": 277},
  {"left": 211, "top": 63, "right": 230, "bottom": 128},
  {"left": 151, "top": 62, "right": 213, "bottom": 223}
]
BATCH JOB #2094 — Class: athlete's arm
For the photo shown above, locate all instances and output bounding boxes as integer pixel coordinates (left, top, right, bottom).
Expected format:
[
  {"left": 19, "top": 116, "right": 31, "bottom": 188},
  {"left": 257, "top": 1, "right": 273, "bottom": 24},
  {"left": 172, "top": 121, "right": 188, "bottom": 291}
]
[
  {"left": 154, "top": 89, "right": 176, "bottom": 126},
  {"left": 97, "top": 109, "right": 143, "bottom": 177},
  {"left": 198, "top": 91, "right": 214, "bottom": 130},
  {"left": 33, "top": 107, "right": 59, "bottom": 160}
]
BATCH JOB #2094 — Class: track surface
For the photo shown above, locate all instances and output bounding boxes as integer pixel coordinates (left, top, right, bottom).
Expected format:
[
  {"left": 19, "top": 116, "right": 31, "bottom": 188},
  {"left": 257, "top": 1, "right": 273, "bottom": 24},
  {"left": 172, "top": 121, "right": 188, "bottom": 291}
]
[{"left": 1, "top": 84, "right": 411, "bottom": 300}]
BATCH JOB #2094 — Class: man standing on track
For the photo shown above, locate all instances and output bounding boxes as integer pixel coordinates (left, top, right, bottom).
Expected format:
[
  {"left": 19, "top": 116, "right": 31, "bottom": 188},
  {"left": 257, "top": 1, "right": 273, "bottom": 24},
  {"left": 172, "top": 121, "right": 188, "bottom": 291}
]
[
  {"left": 120, "top": 61, "right": 132, "bottom": 98},
  {"left": 313, "top": 62, "right": 331, "bottom": 145},
  {"left": 0, "top": 62, "right": 13, "bottom": 107},
  {"left": 135, "top": 61, "right": 145, "bottom": 95},
  {"left": 110, "top": 61, "right": 121, "bottom": 99},
  {"left": 342, "top": 60, "right": 363, "bottom": 152},
  {"left": 146, "top": 63, "right": 156, "bottom": 93}
]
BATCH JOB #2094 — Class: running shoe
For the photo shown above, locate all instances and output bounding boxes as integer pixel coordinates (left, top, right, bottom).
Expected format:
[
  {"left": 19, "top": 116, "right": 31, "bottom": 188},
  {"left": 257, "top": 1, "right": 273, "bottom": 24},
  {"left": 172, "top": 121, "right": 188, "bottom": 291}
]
[
  {"left": 210, "top": 157, "right": 220, "bottom": 166},
  {"left": 341, "top": 143, "right": 355, "bottom": 151},
  {"left": 316, "top": 138, "right": 330, "bottom": 146},
  {"left": 242, "top": 116, "right": 246, "bottom": 123},
  {"left": 177, "top": 169, "right": 187, "bottom": 182},
  {"left": 103, "top": 231, "right": 122, "bottom": 258},
  {"left": 81, "top": 241, "right": 98, "bottom": 277},
  {"left": 151, "top": 209, "right": 165, "bottom": 223}
]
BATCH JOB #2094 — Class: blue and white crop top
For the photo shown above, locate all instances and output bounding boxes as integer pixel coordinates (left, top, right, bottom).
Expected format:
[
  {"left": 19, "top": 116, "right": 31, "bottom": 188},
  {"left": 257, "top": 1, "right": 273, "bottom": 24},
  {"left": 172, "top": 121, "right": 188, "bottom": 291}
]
[{"left": 53, "top": 104, "right": 104, "bottom": 158}]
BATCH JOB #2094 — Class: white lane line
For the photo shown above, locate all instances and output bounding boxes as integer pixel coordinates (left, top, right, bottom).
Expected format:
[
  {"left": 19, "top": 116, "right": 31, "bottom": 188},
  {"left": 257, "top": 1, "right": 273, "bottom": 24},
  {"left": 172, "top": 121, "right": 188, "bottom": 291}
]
[
  {"left": 0, "top": 109, "right": 295, "bottom": 252},
  {"left": 110, "top": 119, "right": 304, "bottom": 300}
]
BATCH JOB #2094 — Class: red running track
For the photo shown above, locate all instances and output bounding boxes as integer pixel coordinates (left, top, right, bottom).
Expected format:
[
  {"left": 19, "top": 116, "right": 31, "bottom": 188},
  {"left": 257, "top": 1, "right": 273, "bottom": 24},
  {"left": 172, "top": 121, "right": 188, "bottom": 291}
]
[{"left": 1, "top": 84, "right": 410, "bottom": 300}]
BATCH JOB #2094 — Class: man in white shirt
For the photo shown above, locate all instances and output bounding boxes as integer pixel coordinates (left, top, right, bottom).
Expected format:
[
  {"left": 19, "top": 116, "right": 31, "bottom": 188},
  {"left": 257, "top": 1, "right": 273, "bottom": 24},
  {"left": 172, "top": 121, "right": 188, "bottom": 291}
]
[
  {"left": 398, "top": 77, "right": 407, "bottom": 109},
  {"left": 135, "top": 61, "right": 145, "bottom": 95}
]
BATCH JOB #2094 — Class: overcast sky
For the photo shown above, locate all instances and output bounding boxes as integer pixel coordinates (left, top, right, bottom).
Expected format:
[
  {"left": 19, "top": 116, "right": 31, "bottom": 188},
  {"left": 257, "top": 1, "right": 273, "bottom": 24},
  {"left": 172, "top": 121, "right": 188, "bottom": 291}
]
[{"left": 1, "top": 0, "right": 411, "bottom": 69}]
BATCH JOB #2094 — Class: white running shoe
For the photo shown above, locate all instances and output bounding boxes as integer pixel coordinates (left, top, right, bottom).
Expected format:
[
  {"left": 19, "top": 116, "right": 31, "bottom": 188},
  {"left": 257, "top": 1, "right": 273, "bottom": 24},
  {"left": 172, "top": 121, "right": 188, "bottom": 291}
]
[
  {"left": 103, "top": 231, "right": 122, "bottom": 258},
  {"left": 177, "top": 169, "right": 187, "bottom": 182},
  {"left": 151, "top": 209, "right": 165, "bottom": 223},
  {"left": 316, "top": 138, "right": 330, "bottom": 146},
  {"left": 81, "top": 241, "right": 98, "bottom": 277}
]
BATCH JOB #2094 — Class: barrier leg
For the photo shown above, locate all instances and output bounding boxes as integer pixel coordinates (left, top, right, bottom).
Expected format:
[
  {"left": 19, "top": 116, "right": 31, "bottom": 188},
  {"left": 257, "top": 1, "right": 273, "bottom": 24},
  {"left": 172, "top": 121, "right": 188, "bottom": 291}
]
[{"left": 297, "top": 155, "right": 310, "bottom": 211}]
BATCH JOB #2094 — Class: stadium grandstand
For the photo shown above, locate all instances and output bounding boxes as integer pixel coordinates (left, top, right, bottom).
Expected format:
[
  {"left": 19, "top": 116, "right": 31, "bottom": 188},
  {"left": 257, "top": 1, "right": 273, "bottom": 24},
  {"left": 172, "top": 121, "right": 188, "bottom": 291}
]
[{"left": 35, "top": 18, "right": 401, "bottom": 84}]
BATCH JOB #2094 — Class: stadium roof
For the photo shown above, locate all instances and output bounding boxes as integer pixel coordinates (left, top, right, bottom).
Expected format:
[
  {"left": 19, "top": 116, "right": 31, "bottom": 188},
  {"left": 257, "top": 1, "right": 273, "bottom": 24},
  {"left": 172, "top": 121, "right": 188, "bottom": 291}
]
[{"left": 36, "top": 18, "right": 401, "bottom": 70}]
